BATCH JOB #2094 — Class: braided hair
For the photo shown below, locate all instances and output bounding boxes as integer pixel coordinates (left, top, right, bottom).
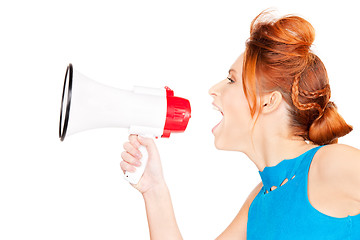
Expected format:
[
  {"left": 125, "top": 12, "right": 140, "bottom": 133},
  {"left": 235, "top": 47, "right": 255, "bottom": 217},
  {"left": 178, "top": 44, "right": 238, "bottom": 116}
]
[{"left": 242, "top": 10, "right": 352, "bottom": 145}]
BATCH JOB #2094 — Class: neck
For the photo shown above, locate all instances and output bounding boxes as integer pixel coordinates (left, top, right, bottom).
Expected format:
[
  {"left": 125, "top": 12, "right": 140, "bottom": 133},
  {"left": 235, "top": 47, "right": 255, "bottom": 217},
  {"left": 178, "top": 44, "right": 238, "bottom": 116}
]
[
  {"left": 244, "top": 133, "right": 318, "bottom": 173},
  {"left": 239, "top": 101, "right": 319, "bottom": 172}
]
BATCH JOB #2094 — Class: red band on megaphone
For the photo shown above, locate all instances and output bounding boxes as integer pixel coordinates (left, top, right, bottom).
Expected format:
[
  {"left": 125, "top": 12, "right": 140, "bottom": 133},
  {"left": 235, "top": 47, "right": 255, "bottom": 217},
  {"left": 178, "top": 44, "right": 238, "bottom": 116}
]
[{"left": 162, "top": 86, "right": 191, "bottom": 138}]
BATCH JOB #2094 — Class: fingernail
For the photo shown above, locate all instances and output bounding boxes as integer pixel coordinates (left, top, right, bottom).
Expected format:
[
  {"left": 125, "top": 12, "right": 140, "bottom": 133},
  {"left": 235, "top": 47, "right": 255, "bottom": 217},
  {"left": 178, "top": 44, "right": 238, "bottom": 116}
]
[
  {"left": 135, "top": 160, "right": 141, "bottom": 167},
  {"left": 136, "top": 153, "right": 142, "bottom": 159}
]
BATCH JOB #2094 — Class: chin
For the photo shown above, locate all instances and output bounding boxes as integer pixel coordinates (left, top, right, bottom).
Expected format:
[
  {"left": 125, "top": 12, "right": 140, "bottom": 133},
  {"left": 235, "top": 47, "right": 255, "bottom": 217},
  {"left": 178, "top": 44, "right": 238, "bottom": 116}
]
[
  {"left": 214, "top": 134, "right": 244, "bottom": 152},
  {"left": 214, "top": 137, "right": 231, "bottom": 151}
]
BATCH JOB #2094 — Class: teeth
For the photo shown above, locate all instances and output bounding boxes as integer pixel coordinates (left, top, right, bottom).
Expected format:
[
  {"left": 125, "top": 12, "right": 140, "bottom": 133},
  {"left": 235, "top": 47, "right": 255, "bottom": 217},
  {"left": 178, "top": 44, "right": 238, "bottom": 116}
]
[
  {"left": 212, "top": 105, "right": 223, "bottom": 115},
  {"left": 213, "top": 106, "right": 221, "bottom": 111}
]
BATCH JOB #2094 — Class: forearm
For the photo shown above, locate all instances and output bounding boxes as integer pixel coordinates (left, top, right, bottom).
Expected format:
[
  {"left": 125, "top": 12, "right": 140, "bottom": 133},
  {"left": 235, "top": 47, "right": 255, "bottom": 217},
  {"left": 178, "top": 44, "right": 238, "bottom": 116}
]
[{"left": 143, "top": 183, "right": 183, "bottom": 240}]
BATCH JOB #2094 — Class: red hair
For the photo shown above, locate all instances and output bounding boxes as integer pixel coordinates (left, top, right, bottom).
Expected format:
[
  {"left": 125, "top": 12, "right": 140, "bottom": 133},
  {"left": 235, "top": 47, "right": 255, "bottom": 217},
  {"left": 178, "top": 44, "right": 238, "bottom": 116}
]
[{"left": 243, "top": 10, "right": 352, "bottom": 145}]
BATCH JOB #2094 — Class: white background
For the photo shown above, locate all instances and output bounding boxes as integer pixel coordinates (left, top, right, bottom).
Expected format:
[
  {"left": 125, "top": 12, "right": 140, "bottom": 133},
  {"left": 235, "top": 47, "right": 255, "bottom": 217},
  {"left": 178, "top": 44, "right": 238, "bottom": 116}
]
[{"left": 1, "top": 0, "right": 359, "bottom": 239}]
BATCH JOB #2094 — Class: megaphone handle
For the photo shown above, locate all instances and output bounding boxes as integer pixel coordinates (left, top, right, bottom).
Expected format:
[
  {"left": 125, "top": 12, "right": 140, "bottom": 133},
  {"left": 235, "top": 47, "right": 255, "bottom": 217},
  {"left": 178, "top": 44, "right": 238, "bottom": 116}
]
[{"left": 124, "top": 137, "right": 150, "bottom": 185}]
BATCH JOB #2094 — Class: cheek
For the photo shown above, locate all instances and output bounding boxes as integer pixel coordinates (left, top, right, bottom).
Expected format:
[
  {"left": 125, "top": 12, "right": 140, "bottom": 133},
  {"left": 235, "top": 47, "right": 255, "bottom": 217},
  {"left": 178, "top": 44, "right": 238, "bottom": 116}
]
[
  {"left": 223, "top": 89, "right": 252, "bottom": 125},
  {"left": 218, "top": 90, "right": 253, "bottom": 146}
]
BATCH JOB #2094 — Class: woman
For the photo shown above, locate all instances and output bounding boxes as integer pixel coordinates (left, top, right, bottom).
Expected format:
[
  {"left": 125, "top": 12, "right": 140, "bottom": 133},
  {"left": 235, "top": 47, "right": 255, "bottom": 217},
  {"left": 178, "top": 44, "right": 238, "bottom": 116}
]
[{"left": 120, "top": 11, "right": 360, "bottom": 239}]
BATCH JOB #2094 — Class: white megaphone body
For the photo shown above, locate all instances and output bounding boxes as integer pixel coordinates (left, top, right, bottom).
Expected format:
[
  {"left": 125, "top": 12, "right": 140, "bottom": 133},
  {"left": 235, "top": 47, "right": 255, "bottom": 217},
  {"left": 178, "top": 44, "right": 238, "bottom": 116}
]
[{"left": 59, "top": 64, "right": 191, "bottom": 184}]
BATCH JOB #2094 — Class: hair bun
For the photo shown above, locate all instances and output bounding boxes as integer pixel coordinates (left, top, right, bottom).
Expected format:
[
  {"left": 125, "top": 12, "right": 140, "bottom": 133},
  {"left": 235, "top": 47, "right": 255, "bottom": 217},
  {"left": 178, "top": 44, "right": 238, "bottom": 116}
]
[
  {"left": 278, "top": 15, "right": 315, "bottom": 46},
  {"left": 250, "top": 10, "right": 315, "bottom": 57},
  {"left": 309, "top": 101, "right": 353, "bottom": 145}
]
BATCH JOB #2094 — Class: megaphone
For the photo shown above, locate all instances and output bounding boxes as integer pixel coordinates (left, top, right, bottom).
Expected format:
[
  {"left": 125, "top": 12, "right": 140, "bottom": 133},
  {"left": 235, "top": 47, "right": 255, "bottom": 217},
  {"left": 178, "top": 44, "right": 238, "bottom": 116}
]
[{"left": 59, "top": 64, "right": 191, "bottom": 184}]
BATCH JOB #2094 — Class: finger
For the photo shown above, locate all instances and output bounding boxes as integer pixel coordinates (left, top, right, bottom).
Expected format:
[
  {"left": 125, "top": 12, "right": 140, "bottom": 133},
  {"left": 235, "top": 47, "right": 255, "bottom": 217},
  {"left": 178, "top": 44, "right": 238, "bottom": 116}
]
[
  {"left": 121, "top": 151, "right": 142, "bottom": 167},
  {"left": 120, "top": 161, "right": 136, "bottom": 173},
  {"left": 129, "top": 134, "right": 141, "bottom": 148},
  {"left": 137, "top": 136, "right": 156, "bottom": 154},
  {"left": 123, "top": 142, "right": 142, "bottom": 159}
]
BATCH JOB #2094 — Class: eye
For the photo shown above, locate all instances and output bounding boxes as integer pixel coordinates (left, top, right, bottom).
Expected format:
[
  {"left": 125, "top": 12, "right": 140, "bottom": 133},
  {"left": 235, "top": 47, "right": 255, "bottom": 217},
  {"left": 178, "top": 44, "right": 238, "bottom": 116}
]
[{"left": 227, "top": 77, "right": 235, "bottom": 84}]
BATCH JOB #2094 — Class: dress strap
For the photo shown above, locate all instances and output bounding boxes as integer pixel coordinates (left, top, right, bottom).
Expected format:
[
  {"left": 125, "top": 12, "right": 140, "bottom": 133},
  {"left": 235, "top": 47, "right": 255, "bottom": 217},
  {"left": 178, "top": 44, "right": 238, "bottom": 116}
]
[{"left": 299, "top": 145, "right": 326, "bottom": 176}]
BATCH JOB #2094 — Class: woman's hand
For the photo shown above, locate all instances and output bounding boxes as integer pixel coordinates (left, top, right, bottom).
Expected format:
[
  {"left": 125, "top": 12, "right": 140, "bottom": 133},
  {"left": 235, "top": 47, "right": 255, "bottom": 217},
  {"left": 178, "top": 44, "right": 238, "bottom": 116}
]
[{"left": 120, "top": 134, "right": 166, "bottom": 195}]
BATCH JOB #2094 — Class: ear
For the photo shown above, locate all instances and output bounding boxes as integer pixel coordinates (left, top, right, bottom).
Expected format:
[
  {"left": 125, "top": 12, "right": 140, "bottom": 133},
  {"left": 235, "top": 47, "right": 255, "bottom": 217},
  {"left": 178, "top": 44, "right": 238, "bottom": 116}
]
[{"left": 261, "top": 91, "right": 282, "bottom": 114}]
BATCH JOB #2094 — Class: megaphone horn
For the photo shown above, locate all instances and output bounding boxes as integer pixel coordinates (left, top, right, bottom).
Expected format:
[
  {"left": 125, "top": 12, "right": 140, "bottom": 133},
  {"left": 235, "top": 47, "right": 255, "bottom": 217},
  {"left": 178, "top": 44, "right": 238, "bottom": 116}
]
[
  {"left": 59, "top": 64, "right": 73, "bottom": 141},
  {"left": 59, "top": 63, "right": 191, "bottom": 184}
]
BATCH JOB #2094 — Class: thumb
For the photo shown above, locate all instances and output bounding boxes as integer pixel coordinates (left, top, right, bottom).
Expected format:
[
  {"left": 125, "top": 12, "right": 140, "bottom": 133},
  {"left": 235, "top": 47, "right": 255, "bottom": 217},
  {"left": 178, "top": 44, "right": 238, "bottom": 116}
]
[{"left": 137, "top": 135, "right": 158, "bottom": 156}]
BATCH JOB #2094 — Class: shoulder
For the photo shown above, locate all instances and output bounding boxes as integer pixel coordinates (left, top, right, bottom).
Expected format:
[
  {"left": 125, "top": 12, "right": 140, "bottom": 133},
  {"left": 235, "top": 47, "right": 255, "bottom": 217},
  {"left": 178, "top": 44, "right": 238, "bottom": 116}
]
[
  {"left": 312, "top": 143, "right": 360, "bottom": 201},
  {"left": 315, "top": 144, "right": 360, "bottom": 173}
]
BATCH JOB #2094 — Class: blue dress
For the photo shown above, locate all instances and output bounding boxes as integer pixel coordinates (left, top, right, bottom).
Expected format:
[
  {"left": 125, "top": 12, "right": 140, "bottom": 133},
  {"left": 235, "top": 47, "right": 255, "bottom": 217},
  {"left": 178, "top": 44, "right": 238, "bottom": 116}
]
[{"left": 247, "top": 145, "right": 360, "bottom": 239}]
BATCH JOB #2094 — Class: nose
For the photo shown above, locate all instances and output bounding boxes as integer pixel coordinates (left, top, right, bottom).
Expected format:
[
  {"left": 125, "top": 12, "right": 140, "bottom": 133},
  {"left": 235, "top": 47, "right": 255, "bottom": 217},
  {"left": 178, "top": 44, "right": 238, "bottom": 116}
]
[{"left": 208, "top": 82, "right": 220, "bottom": 97}]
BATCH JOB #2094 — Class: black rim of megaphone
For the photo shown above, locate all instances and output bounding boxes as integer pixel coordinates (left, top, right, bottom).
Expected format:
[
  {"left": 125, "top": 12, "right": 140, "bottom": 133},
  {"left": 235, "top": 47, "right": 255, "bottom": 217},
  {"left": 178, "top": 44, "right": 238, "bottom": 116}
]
[{"left": 59, "top": 63, "right": 73, "bottom": 141}]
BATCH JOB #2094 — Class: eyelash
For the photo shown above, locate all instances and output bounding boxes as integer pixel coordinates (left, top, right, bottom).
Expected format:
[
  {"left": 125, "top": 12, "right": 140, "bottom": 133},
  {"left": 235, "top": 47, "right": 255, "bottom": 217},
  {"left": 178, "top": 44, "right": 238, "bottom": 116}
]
[{"left": 227, "top": 77, "right": 235, "bottom": 84}]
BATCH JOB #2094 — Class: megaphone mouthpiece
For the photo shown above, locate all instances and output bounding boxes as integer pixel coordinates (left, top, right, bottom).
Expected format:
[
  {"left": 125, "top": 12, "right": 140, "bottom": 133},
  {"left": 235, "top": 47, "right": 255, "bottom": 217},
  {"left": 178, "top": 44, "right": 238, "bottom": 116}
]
[{"left": 162, "top": 86, "right": 191, "bottom": 138}]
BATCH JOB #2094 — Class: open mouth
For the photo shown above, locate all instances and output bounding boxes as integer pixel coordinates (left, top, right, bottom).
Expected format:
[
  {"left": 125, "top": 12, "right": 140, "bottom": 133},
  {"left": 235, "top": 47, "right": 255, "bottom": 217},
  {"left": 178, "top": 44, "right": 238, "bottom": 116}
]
[{"left": 212, "top": 103, "right": 223, "bottom": 133}]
